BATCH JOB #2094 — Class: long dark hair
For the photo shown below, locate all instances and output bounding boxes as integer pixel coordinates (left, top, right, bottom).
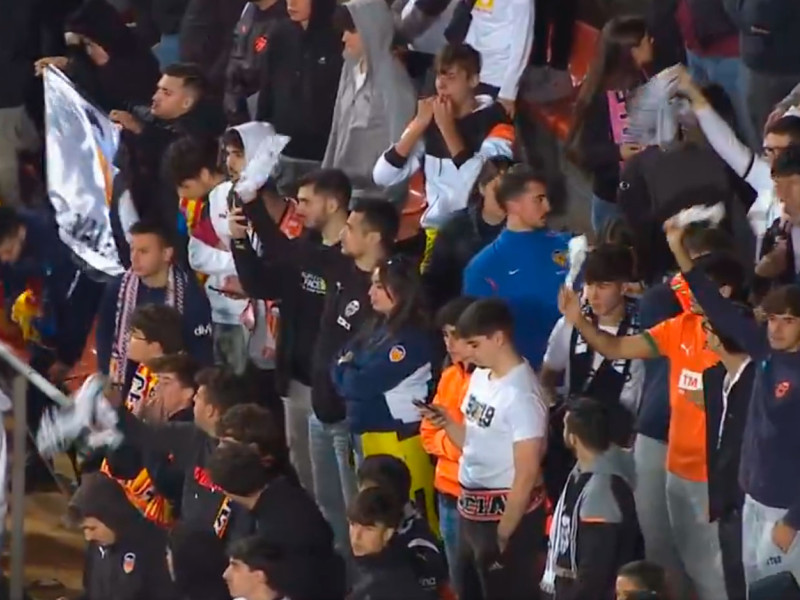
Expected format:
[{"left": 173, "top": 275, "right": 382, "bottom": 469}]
[
  {"left": 567, "top": 15, "right": 649, "bottom": 160},
  {"left": 467, "top": 156, "right": 516, "bottom": 207},
  {"left": 358, "top": 256, "right": 429, "bottom": 347}
]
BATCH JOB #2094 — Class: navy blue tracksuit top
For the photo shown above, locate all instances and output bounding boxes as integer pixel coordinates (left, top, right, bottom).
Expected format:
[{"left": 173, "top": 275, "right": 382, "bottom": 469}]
[
  {"left": 685, "top": 267, "right": 800, "bottom": 529},
  {"left": 95, "top": 269, "right": 213, "bottom": 386}
]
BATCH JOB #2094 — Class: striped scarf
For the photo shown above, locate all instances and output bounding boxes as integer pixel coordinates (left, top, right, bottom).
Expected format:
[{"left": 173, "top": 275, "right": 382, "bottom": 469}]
[
  {"left": 541, "top": 469, "right": 589, "bottom": 594},
  {"left": 109, "top": 268, "right": 185, "bottom": 385}
]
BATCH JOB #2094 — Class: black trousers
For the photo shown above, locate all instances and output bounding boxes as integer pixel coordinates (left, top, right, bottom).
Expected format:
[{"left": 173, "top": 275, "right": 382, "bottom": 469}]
[
  {"left": 456, "top": 507, "right": 544, "bottom": 600},
  {"left": 530, "top": 0, "right": 578, "bottom": 70},
  {"left": 718, "top": 509, "right": 747, "bottom": 600}
]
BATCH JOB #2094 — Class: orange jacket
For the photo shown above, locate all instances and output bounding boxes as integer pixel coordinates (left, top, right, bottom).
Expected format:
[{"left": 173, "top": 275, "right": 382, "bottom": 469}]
[{"left": 420, "top": 363, "right": 470, "bottom": 499}]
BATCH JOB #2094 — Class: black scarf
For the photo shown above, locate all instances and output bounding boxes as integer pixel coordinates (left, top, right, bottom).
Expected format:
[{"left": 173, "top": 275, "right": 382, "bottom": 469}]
[{"left": 569, "top": 298, "right": 639, "bottom": 445}]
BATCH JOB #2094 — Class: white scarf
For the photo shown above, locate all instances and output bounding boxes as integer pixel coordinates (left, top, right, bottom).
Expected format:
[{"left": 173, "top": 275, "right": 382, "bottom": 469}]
[{"left": 541, "top": 469, "right": 589, "bottom": 594}]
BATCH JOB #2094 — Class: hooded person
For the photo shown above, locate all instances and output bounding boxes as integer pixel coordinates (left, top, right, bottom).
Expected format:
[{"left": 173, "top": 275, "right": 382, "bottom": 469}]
[
  {"left": 168, "top": 523, "right": 232, "bottom": 600},
  {"left": 322, "top": 0, "right": 417, "bottom": 202},
  {"left": 61, "top": 0, "right": 161, "bottom": 112},
  {"left": 199, "top": 122, "right": 303, "bottom": 408},
  {"left": 68, "top": 472, "right": 178, "bottom": 600}
]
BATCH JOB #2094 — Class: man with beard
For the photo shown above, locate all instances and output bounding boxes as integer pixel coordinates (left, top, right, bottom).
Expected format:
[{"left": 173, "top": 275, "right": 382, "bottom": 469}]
[{"left": 109, "top": 63, "right": 226, "bottom": 233}]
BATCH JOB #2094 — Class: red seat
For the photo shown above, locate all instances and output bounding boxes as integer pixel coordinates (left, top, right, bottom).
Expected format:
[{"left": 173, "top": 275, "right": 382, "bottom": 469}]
[
  {"left": 397, "top": 171, "right": 426, "bottom": 242},
  {"left": 520, "top": 21, "right": 601, "bottom": 140}
]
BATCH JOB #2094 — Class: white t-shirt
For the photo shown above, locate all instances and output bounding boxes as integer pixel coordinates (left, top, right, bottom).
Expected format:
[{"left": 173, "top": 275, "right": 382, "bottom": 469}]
[
  {"left": 459, "top": 362, "right": 548, "bottom": 490},
  {"left": 543, "top": 316, "right": 644, "bottom": 416}
]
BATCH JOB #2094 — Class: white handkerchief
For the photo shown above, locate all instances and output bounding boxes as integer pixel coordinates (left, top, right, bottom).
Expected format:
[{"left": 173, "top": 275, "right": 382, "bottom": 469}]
[{"left": 674, "top": 202, "right": 726, "bottom": 229}]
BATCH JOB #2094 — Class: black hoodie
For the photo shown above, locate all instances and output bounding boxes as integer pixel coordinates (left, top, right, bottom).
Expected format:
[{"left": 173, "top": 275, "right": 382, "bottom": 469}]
[
  {"left": 255, "top": 0, "right": 344, "bottom": 161},
  {"left": 350, "top": 539, "right": 431, "bottom": 600},
  {"left": 69, "top": 473, "right": 178, "bottom": 600},
  {"left": 65, "top": 0, "right": 161, "bottom": 112}
]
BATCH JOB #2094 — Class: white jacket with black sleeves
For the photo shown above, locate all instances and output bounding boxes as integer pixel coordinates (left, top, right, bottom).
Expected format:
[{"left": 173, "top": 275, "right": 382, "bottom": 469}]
[{"left": 372, "top": 95, "right": 514, "bottom": 229}]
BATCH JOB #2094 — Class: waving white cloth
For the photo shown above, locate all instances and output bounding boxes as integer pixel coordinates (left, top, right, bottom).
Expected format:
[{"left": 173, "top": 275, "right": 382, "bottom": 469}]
[
  {"left": 565, "top": 235, "right": 588, "bottom": 291},
  {"left": 36, "top": 374, "right": 122, "bottom": 457},
  {"left": 673, "top": 201, "right": 726, "bottom": 229},
  {"left": 626, "top": 65, "right": 685, "bottom": 147},
  {"left": 234, "top": 130, "right": 291, "bottom": 202}
]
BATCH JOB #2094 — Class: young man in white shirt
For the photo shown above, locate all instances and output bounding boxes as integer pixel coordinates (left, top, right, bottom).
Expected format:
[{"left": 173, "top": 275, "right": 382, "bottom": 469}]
[
  {"left": 540, "top": 243, "right": 643, "bottom": 507},
  {"left": 541, "top": 244, "right": 643, "bottom": 438},
  {"left": 420, "top": 297, "right": 547, "bottom": 600}
]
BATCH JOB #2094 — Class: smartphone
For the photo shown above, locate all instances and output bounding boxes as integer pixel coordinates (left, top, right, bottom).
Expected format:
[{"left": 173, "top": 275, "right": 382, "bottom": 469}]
[
  {"left": 414, "top": 399, "right": 442, "bottom": 416},
  {"left": 208, "top": 286, "right": 245, "bottom": 298}
]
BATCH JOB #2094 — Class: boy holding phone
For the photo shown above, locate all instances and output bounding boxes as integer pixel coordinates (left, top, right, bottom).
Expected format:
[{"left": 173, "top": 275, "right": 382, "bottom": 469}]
[
  {"left": 419, "top": 296, "right": 476, "bottom": 581},
  {"left": 422, "top": 298, "right": 548, "bottom": 600}
]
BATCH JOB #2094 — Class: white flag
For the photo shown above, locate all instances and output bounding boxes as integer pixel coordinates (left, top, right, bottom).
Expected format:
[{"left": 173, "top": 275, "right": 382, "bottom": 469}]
[{"left": 44, "top": 66, "right": 125, "bottom": 276}]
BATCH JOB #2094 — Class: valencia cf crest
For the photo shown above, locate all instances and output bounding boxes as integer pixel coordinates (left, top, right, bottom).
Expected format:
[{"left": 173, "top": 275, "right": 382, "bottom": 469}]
[
  {"left": 552, "top": 250, "right": 568, "bottom": 268},
  {"left": 388, "top": 345, "right": 406, "bottom": 363},
  {"left": 122, "top": 552, "right": 136, "bottom": 574},
  {"left": 254, "top": 35, "right": 268, "bottom": 53}
]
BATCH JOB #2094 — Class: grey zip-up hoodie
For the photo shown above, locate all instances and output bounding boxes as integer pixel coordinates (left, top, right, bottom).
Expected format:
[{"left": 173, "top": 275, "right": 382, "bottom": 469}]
[{"left": 322, "top": 0, "right": 417, "bottom": 200}]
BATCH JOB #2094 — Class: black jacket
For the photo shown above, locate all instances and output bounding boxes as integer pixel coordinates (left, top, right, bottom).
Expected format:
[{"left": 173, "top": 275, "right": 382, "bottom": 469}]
[
  {"left": 0, "top": 0, "right": 35, "bottom": 108},
  {"left": 250, "top": 475, "right": 335, "bottom": 551},
  {"left": 704, "top": 360, "right": 755, "bottom": 522},
  {"left": 179, "top": 0, "right": 248, "bottom": 93},
  {"left": 224, "top": 0, "right": 287, "bottom": 124},
  {"left": 350, "top": 540, "right": 431, "bottom": 600},
  {"left": 65, "top": 0, "right": 161, "bottom": 112},
  {"left": 168, "top": 524, "right": 232, "bottom": 600},
  {"left": 117, "top": 410, "right": 254, "bottom": 543},
  {"left": 70, "top": 474, "right": 178, "bottom": 600},
  {"left": 255, "top": 0, "right": 343, "bottom": 161},
  {"left": 573, "top": 92, "right": 623, "bottom": 204},
  {"left": 617, "top": 143, "right": 755, "bottom": 283},
  {"left": 231, "top": 200, "right": 332, "bottom": 395},
  {"left": 232, "top": 199, "right": 372, "bottom": 423},
  {"left": 552, "top": 452, "right": 642, "bottom": 600},
  {"left": 105, "top": 406, "right": 194, "bottom": 517},
  {"left": 123, "top": 98, "right": 226, "bottom": 233},
  {"left": 422, "top": 201, "right": 504, "bottom": 314},
  {"left": 730, "top": 0, "right": 800, "bottom": 74},
  {"left": 395, "top": 504, "right": 448, "bottom": 599}
]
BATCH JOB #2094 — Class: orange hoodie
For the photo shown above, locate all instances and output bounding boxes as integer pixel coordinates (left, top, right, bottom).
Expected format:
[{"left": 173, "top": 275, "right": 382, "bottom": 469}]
[{"left": 420, "top": 363, "right": 471, "bottom": 499}]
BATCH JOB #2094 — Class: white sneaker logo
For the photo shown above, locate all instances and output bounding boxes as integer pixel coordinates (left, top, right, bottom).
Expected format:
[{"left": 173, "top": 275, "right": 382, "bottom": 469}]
[{"left": 509, "top": 269, "right": 520, "bottom": 275}]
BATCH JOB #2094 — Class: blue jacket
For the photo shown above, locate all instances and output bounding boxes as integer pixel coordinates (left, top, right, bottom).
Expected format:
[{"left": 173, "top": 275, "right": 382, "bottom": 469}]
[
  {"left": 1, "top": 210, "right": 103, "bottom": 365},
  {"left": 96, "top": 268, "right": 213, "bottom": 386},
  {"left": 463, "top": 228, "right": 570, "bottom": 368},
  {"left": 331, "top": 324, "right": 434, "bottom": 435},
  {"left": 685, "top": 267, "right": 800, "bottom": 528}
]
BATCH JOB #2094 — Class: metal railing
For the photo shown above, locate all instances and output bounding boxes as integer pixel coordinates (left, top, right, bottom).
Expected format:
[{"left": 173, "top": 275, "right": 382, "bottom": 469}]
[{"left": 0, "top": 341, "right": 72, "bottom": 600}]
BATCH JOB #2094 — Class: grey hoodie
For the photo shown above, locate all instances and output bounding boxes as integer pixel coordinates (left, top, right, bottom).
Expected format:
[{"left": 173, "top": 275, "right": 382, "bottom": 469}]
[
  {"left": 576, "top": 444, "right": 637, "bottom": 523},
  {"left": 322, "top": 0, "right": 417, "bottom": 200}
]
